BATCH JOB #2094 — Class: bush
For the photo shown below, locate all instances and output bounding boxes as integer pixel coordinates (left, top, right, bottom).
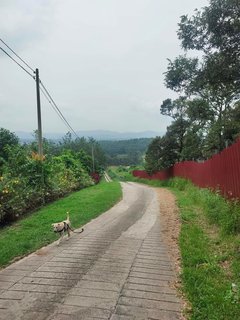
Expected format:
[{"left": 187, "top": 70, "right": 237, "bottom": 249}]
[
  {"left": 166, "top": 177, "right": 191, "bottom": 191},
  {"left": 0, "top": 147, "right": 94, "bottom": 224},
  {"left": 168, "top": 178, "right": 240, "bottom": 235}
]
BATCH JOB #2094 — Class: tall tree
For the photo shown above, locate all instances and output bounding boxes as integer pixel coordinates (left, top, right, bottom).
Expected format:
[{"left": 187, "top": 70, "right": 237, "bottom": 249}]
[
  {"left": 178, "top": 0, "right": 240, "bottom": 68},
  {"left": 0, "top": 128, "right": 19, "bottom": 163},
  {"left": 163, "top": 0, "right": 240, "bottom": 153}
]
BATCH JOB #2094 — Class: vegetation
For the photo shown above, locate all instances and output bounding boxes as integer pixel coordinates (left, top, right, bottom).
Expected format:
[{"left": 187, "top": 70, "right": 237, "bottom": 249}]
[
  {"left": 145, "top": 0, "right": 240, "bottom": 173},
  {"left": 108, "top": 166, "right": 137, "bottom": 181},
  {"left": 0, "top": 128, "right": 106, "bottom": 225},
  {"left": 99, "top": 138, "right": 152, "bottom": 166},
  {"left": 0, "top": 181, "right": 122, "bottom": 268},
  {"left": 171, "top": 179, "right": 240, "bottom": 320}
]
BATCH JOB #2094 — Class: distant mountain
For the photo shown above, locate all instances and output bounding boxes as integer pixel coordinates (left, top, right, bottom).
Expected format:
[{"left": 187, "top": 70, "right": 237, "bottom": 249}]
[
  {"left": 16, "top": 130, "right": 163, "bottom": 142},
  {"left": 77, "top": 130, "right": 163, "bottom": 140}
]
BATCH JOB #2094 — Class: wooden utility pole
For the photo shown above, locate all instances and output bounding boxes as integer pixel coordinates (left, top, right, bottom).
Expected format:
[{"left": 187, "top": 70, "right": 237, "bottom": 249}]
[{"left": 35, "top": 68, "right": 43, "bottom": 159}]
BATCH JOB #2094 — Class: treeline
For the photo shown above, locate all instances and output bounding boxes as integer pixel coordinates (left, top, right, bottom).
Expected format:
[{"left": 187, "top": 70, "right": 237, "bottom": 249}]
[
  {"left": 99, "top": 138, "right": 152, "bottom": 166},
  {"left": 0, "top": 128, "right": 106, "bottom": 224},
  {"left": 146, "top": 0, "right": 240, "bottom": 173}
]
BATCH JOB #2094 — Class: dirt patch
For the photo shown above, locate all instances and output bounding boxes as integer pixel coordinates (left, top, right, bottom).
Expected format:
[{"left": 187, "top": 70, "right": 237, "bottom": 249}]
[
  {"left": 35, "top": 248, "right": 50, "bottom": 256},
  {"left": 156, "top": 188, "right": 181, "bottom": 273},
  {"left": 156, "top": 188, "right": 189, "bottom": 319}
]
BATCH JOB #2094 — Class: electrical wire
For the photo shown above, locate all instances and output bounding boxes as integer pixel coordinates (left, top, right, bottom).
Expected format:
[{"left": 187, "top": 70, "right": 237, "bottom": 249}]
[
  {"left": 39, "top": 81, "right": 79, "bottom": 139},
  {"left": 39, "top": 85, "right": 76, "bottom": 136},
  {"left": 0, "top": 38, "right": 35, "bottom": 72},
  {"left": 0, "top": 46, "right": 34, "bottom": 79},
  {"left": 0, "top": 40, "right": 79, "bottom": 139}
]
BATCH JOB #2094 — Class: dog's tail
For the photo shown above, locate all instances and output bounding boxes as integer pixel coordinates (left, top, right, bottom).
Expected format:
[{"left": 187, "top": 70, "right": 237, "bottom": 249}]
[
  {"left": 69, "top": 227, "right": 84, "bottom": 234},
  {"left": 66, "top": 211, "right": 70, "bottom": 221}
]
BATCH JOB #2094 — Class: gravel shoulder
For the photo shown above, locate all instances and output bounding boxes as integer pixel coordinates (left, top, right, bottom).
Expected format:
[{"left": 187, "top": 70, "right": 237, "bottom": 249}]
[{"left": 156, "top": 188, "right": 188, "bottom": 319}]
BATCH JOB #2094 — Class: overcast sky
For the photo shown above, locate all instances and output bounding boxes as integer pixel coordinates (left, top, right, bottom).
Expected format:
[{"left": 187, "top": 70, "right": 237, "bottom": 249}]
[{"left": 0, "top": 0, "right": 208, "bottom": 135}]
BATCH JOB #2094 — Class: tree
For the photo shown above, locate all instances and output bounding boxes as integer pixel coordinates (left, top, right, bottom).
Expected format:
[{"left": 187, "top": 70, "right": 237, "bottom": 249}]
[
  {"left": 177, "top": 0, "right": 240, "bottom": 151},
  {"left": 163, "top": 0, "right": 240, "bottom": 153},
  {"left": 147, "top": 0, "right": 240, "bottom": 172},
  {"left": 145, "top": 137, "right": 165, "bottom": 173},
  {"left": 178, "top": 0, "right": 240, "bottom": 66},
  {"left": 145, "top": 132, "right": 182, "bottom": 173},
  {"left": 164, "top": 56, "right": 199, "bottom": 95},
  {"left": 160, "top": 97, "right": 200, "bottom": 161},
  {"left": 0, "top": 128, "right": 19, "bottom": 162}
]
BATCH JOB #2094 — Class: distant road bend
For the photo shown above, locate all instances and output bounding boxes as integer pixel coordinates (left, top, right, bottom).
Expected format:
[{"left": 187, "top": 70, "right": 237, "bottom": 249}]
[
  {"left": 103, "top": 171, "right": 112, "bottom": 182},
  {"left": 0, "top": 182, "right": 183, "bottom": 320}
]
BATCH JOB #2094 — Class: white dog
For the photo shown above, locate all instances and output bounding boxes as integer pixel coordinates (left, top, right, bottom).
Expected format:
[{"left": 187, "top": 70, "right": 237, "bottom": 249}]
[{"left": 52, "top": 212, "right": 84, "bottom": 245}]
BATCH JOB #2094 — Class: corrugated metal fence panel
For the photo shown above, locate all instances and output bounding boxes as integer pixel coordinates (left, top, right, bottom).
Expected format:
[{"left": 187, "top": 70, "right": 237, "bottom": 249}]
[{"left": 132, "top": 139, "right": 240, "bottom": 200}]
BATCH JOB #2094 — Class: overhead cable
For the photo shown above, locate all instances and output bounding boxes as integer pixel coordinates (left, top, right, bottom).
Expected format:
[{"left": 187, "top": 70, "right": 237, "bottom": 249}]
[
  {"left": 40, "top": 81, "right": 79, "bottom": 139},
  {"left": 0, "top": 46, "right": 34, "bottom": 79},
  {"left": 39, "top": 85, "right": 76, "bottom": 136},
  {"left": 0, "top": 40, "right": 79, "bottom": 139},
  {"left": 0, "top": 38, "right": 35, "bottom": 72}
]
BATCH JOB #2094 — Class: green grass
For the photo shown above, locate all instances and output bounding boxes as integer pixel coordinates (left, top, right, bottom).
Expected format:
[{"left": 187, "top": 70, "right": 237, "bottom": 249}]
[
  {"left": 0, "top": 181, "right": 122, "bottom": 268},
  {"left": 173, "top": 184, "right": 240, "bottom": 320},
  {"left": 112, "top": 168, "right": 240, "bottom": 319}
]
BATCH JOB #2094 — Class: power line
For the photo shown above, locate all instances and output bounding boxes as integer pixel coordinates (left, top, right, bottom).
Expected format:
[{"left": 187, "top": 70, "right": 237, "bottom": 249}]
[
  {"left": 39, "top": 85, "right": 76, "bottom": 135},
  {"left": 0, "top": 40, "right": 79, "bottom": 139},
  {"left": 0, "top": 46, "right": 34, "bottom": 79},
  {"left": 0, "top": 38, "right": 34, "bottom": 72},
  {"left": 40, "top": 81, "right": 79, "bottom": 139}
]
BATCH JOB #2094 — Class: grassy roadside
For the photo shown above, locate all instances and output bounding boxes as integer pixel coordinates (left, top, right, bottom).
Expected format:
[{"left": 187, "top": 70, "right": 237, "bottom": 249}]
[
  {"left": 109, "top": 167, "right": 240, "bottom": 319},
  {"left": 0, "top": 181, "right": 122, "bottom": 268},
  {"left": 173, "top": 181, "right": 240, "bottom": 320}
]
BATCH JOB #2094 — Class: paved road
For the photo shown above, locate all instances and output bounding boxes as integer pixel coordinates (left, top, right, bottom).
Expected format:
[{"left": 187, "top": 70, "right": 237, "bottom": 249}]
[{"left": 0, "top": 182, "right": 182, "bottom": 320}]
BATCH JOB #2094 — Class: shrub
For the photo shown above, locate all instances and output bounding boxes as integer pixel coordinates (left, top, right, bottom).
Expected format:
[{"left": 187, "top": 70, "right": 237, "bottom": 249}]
[{"left": 0, "top": 146, "right": 94, "bottom": 225}]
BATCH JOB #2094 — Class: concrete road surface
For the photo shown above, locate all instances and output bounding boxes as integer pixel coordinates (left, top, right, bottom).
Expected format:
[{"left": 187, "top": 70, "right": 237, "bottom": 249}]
[{"left": 0, "top": 182, "right": 183, "bottom": 320}]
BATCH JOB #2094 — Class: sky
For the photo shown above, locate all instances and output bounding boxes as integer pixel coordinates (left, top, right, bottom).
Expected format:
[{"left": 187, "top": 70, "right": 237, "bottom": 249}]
[{"left": 0, "top": 0, "right": 208, "bottom": 135}]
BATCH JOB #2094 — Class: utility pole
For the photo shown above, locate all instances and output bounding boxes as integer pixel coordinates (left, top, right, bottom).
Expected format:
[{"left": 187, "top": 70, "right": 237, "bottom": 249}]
[{"left": 35, "top": 68, "right": 43, "bottom": 159}]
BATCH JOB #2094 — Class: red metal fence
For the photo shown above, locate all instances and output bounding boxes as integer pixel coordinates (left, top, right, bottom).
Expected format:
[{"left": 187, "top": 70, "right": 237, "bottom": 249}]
[{"left": 133, "top": 139, "right": 240, "bottom": 199}]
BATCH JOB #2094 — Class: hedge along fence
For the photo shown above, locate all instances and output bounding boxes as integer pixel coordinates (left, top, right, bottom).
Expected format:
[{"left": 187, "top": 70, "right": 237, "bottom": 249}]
[{"left": 133, "top": 139, "right": 240, "bottom": 200}]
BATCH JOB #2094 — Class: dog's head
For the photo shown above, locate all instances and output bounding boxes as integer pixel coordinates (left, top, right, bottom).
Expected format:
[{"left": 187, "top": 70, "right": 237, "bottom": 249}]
[{"left": 52, "top": 222, "right": 64, "bottom": 233}]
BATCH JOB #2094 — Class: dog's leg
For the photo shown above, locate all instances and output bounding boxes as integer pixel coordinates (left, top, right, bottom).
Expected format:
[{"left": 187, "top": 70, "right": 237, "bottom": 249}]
[
  {"left": 58, "top": 231, "right": 64, "bottom": 245},
  {"left": 67, "top": 227, "right": 71, "bottom": 240}
]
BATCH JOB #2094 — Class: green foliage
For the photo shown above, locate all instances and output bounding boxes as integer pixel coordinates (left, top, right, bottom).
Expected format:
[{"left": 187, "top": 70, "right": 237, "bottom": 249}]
[
  {"left": 144, "top": 137, "right": 165, "bottom": 173},
  {"left": 145, "top": 124, "right": 203, "bottom": 173},
  {"left": 0, "top": 128, "right": 19, "bottom": 164},
  {"left": 153, "top": 0, "right": 240, "bottom": 170},
  {"left": 30, "top": 132, "right": 106, "bottom": 172},
  {"left": 168, "top": 178, "right": 240, "bottom": 235},
  {"left": 173, "top": 182, "right": 240, "bottom": 319},
  {"left": 0, "top": 181, "right": 122, "bottom": 267},
  {"left": 201, "top": 191, "right": 240, "bottom": 235},
  {"left": 166, "top": 177, "right": 191, "bottom": 191},
  {"left": 0, "top": 129, "right": 98, "bottom": 225},
  {"left": 178, "top": 0, "right": 240, "bottom": 69},
  {"left": 108, "top": 166, "right": 135, "bottom": 181},
  {"left": 99, "top": 138, "right": 152, "bottom": 166},
  {"left": 164, "top": 56, "right": 199, "bottom": 94}
]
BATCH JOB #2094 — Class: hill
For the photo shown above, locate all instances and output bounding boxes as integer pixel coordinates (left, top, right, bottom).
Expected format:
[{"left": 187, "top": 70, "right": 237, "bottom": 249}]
[
  {"left": 16, "top": 130, "right": 163, "bottom": 142},
  {"left": 99, "top": 138, "right": 153, "bottom": 165}
]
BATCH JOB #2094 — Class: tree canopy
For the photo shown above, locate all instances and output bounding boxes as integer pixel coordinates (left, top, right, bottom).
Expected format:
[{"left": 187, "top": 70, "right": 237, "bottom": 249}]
[{"left": 145, "top": 0, "right": 240, "bottom": 172}]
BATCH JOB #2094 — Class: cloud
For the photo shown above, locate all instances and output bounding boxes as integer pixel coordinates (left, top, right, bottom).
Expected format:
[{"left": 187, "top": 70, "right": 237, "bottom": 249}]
[{"left": 0, "top": 0, "right": 208, "bottom": 134}]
